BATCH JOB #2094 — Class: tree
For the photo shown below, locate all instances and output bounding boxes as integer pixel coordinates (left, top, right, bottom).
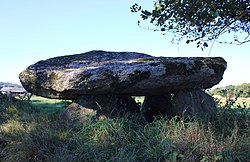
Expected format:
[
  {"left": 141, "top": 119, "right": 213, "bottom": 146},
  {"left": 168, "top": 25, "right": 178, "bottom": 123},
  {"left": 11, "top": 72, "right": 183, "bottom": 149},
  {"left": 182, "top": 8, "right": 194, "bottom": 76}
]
[
  {"left": 210, "top": 83, "right": 250, "bottom": 98},
  {"left": 236, "top": 83, "right": 250, "bottom": 97},
  {"left": 131, "top": 0, "right": 250, "bottom": 50}
]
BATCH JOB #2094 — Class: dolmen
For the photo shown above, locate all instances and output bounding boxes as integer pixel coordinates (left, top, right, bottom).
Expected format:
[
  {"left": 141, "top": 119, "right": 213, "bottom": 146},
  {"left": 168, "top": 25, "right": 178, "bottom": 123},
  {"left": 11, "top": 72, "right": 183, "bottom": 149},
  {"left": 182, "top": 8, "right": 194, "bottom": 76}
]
[{"left": 19, "top": 50, "right": 227, "bottom": 121}]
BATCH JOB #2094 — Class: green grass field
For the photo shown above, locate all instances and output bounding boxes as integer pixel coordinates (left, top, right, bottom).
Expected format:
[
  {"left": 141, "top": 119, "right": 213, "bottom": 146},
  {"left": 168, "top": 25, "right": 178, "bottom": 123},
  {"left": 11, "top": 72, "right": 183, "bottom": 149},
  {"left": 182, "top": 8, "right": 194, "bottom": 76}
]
[
  {"left": 30, "top": 95, "right": 69, "bottom": 113},
  {"left": 0, "top": 95, "right": 249, "bottom": 161}
]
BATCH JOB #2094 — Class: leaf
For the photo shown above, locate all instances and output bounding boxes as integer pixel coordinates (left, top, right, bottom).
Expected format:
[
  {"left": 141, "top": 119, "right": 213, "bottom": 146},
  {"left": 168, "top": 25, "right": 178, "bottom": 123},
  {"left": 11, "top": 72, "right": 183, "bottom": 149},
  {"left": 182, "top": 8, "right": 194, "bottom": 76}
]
[
  {"left": 142, "top": 10, "right": 152, "bottom": 16},
  {"left": 161, "top": 28, "right": 166, "bottom": 31},
  {"left": 198, "top": 27, "right": 202, "bottom": 32},
  {"left": 203, "top": 42, "right": 208, "bottom": 47},
  {"left": 202, "top": 31, "right": 206, "bottom": 37}
]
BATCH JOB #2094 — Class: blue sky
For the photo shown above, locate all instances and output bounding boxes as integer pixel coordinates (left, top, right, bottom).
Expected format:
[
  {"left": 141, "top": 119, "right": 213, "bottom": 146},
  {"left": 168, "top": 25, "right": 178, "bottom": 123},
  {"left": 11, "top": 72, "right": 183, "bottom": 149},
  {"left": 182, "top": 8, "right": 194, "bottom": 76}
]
[{"left": 0, "top": 0, "right": 249, "bottom": 87}]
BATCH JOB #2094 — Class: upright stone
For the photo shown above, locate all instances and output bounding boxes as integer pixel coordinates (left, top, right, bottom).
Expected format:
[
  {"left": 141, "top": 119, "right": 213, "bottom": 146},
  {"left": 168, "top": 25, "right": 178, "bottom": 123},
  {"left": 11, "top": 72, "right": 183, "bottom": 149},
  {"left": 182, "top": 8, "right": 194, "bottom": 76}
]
[
  {"left": 59, "top": 103, "right": 96, "bottom": 124},
  {"left": 142, "top": 89, "right": 216, "bottom": 120},
  {"left": 141, "top": 94, "right": 172, "bottom": 122},
  {"left": 170, "top": 89, "right": 216, "bottom": 116}
]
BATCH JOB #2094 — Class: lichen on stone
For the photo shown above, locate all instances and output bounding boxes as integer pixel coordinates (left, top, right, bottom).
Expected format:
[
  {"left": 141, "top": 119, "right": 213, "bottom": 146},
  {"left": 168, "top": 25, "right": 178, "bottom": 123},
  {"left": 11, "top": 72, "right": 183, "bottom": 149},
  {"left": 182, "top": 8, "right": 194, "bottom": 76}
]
[
  {"left": 19, "top": 51, "right": 227, "bottom": 99},
  {"left": 48, "top": 72, "right": 60, "bottom": 84},
  {"left": 193, "top": 57, "right": 227, "bottom": 76}
]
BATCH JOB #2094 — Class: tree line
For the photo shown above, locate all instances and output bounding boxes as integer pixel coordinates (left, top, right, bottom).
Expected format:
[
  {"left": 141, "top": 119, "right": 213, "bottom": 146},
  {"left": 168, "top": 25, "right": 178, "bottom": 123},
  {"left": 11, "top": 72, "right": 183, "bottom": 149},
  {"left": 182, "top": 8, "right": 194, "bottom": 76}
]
[{"left": 210, "top": 83, "right": 250, "bottom": 98}]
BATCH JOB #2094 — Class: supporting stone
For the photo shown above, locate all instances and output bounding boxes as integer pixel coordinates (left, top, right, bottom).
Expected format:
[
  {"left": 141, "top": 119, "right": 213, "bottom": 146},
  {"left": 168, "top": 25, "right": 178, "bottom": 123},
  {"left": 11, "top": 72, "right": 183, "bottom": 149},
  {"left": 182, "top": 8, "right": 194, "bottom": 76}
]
[
  {"left": 170, "top": 89, "right": 216, "bottom": 116},
  {"left": 59, "top": 103, "right": 96, "bottom": 124},
  {"left": 142, "top": 89, "right": 216, "bottom": 121},
  {"left": 76, "top": 94, "right": 140, "bottom": 116},
  {"left": 141, "top": 94, "right": 172, "bottom": 122}
]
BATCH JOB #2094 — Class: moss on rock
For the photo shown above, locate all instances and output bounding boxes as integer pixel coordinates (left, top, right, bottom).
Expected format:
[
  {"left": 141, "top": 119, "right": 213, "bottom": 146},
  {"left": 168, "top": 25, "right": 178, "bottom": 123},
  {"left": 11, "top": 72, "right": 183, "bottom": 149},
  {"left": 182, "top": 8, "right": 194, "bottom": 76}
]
[{"left": 19, "top": 51, "right": 227, "bottom": 99}]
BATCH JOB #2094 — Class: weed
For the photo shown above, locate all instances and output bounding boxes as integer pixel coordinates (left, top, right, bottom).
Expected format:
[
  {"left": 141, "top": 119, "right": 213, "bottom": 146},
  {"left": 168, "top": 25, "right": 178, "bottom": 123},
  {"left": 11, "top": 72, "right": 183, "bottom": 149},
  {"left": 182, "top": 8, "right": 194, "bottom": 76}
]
[{"left": 0, "top": 95, "right": 249, "bottom": 161}]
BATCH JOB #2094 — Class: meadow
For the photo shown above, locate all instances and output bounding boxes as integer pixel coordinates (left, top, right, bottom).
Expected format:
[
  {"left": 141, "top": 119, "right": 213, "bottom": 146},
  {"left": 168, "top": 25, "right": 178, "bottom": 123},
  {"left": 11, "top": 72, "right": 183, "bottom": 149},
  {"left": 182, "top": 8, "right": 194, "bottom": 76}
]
[{"left": 0, "top": 94, "right": 249, "bottom": 162}]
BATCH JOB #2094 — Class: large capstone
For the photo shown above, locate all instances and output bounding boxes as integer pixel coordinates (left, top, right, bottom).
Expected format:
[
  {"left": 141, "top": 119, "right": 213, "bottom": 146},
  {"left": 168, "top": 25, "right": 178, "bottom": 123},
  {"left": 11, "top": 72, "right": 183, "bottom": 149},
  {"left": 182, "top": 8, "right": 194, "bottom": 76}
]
[{"left": 19, "top": 50, "right": 226, "bottom": 99}]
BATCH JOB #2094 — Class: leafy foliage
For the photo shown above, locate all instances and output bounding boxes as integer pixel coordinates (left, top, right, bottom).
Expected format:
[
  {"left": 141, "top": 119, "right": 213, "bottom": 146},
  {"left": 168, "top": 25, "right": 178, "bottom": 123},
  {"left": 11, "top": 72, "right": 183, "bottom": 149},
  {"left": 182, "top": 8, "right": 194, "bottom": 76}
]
[{"left": 131, "top": 0, "right": 250, "bottom": 49}]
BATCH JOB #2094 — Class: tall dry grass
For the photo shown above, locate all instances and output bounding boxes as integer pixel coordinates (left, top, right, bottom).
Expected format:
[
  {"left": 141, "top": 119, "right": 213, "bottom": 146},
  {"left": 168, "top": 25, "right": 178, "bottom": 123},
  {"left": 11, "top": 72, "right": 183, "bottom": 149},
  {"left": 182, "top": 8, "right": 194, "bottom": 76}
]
[{"left": 0, "top": 94, "right": 249, "bottom": 161}]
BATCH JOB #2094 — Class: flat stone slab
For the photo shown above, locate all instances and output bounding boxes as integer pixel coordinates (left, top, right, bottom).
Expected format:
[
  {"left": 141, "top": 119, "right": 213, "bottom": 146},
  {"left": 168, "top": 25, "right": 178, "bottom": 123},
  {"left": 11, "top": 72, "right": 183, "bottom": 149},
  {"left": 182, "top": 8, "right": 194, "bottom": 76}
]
[{"left": 19, "top": 50, "right": 226, "bottom": 99}]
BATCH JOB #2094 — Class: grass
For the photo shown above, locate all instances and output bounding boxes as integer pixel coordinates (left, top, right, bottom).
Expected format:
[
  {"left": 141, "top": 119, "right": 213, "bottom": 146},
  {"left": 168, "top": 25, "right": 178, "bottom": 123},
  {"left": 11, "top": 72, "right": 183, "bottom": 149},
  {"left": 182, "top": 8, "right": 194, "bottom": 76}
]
[
  {"left": 30, "top": 95, "right": 70, "bottom": 113},
  {"left": 0, "top": 95, "right": 249, "bottom": 161}
]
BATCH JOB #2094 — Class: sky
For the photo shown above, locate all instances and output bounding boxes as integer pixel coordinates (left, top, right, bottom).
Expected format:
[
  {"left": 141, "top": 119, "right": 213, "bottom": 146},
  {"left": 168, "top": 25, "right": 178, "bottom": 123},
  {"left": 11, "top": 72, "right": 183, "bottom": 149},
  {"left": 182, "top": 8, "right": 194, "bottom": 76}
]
[{"left": 0, "top": 0, "right": 249, "bottom": 88}]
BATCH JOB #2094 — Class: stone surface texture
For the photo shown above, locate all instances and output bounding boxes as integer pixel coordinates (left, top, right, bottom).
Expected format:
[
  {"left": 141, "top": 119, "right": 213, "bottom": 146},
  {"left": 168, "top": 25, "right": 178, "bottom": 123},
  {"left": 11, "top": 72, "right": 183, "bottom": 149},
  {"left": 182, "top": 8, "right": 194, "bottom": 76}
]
[
  {"left": 59, "top": 103, "right": 96, "bottom": 124},
  {"left": 19, "top": 50, "right": 227, "bottom": 99},
  {"left": 170, "top": 89, "right": 216, "bottom": 116},
  {"left": 142, "top": 89, "right": 216, "bottom": 121}
]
